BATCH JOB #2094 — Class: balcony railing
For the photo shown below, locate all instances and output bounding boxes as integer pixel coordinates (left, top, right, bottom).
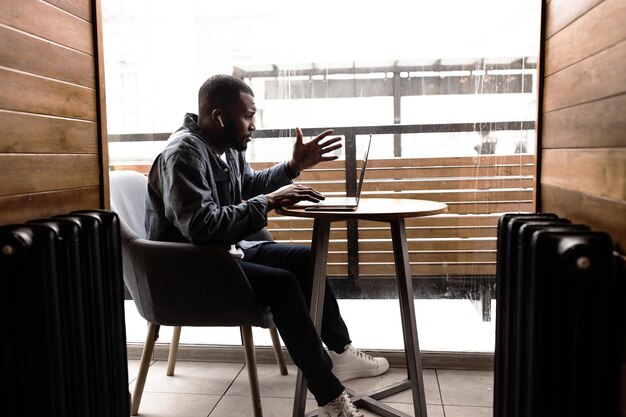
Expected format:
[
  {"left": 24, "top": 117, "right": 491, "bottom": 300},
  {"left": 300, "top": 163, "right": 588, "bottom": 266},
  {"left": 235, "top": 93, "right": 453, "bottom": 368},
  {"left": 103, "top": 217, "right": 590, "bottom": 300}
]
[{"left": 110, "top": 121, "right": 536, "bottom": 320}]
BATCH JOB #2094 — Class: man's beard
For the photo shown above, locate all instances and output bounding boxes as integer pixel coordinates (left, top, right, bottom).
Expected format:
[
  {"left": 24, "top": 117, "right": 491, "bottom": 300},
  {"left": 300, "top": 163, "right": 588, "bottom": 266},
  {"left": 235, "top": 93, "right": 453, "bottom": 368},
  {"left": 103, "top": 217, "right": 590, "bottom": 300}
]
[{"left": 223, "top": 122, "right": 248, "bottom": 152}]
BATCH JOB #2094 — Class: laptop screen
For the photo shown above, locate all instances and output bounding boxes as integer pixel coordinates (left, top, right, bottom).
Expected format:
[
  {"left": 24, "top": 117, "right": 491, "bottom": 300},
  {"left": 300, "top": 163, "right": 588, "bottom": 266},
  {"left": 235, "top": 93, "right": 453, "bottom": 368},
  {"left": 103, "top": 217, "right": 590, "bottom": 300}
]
[{"left": 355, "top": 134, "right": 373, "bottom": 202}]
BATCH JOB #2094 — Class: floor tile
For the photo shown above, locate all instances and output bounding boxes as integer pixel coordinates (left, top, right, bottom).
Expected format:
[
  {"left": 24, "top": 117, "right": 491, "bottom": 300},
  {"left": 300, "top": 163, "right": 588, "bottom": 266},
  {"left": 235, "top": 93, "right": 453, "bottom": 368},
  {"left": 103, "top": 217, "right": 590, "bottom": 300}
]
[
  {"left": 210, "top": 395, "right": 317, "bottom": 417},
  {"left": 127, "top": 359, "right": 155, "bottom": 384},
  {"left": 132, "top": 391, "right": 221, "bottom": 417},
  {"left": 225, "top": 363, "right": 313, "bottom": 399},
  {"left": 359, "top": 403, "right": 445, "bottom": 417},
  {"left": 444, "top": 405, "right": 493, "bottom": 417},
  {"left": 343, "top": 368, "right": 441, "bottom": 405},
  {"left": 437, "top": 370, "right": 493, "bottom": 407},
  {"left": 130, "top": 360, "right": 245, "bottom": 396}
]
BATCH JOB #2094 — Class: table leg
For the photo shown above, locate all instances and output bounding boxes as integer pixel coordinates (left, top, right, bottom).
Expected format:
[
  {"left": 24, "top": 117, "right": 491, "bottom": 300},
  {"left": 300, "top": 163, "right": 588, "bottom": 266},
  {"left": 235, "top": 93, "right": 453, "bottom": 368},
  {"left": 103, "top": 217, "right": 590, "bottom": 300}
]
[
  {"left": 390, "top": 218, "right": 428, "bottom": 417},
  {"left": 292, "top": 218, "right": 331, "bottom": 417}
]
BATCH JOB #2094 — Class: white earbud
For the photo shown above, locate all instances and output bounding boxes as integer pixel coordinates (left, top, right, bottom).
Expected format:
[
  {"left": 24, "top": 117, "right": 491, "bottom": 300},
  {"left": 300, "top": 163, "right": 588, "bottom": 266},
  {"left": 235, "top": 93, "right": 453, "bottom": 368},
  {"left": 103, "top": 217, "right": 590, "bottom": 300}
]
[{"left": 217, "top": 115, "right": 225, "bottom": 128}]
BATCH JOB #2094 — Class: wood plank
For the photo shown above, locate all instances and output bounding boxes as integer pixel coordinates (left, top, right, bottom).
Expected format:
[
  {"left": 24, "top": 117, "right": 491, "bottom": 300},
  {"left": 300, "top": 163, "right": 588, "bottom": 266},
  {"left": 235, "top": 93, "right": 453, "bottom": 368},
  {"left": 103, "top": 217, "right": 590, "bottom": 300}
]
[
  {"left": 299, "top": 165, "right": 535, "bottom": 181},
  {"left": 541, "top": 148, "right": 626, "bottom": 201},
  {"left": 446, "top": 201, "right": 534, "bottom": 214},
  {"left": 44, "top": 0, "right": 92, "bottom": 22},
  {"left": 542, "top": 93, "right": 626, "bottom": 148},
  {"left": 361, "top": 189, "right": 534, "bottom": 203},
  {"left": 0, "top": 110, "right": 98, "bottom": 153},
  {"left": 0, "top": 186, "right": 101, "bottom": 226},
  {"left": 545, "top": 0, "right": 604, "bottom": 38},
  {"left": 0, "top": 67, "right": 97, "bottom": 120},
  {"left": 366, "top": 155, "right": 535, "bottom": 168},
  {"left": 363, "top": 177, "right": 534, "bottom": 192},
  {"left": 328, "top": 250, "right": 496, "bottom": 263},
  {"left": 0, "top": 0, "right": 93, "bottom": 55},
  {"left": 540, "top": 183, "right": 626, "bottom": 251},
  {"left": 252, "top": 154, "right": 535, "bottom": 171},
  {"left": 543, "top": 39, "right": 626, "bottom": 112},
  {"left": 110, "top": 164, "right": 151, "bottom": 174},
  {"left": 253, "top": 160, "right": 345, "bottom": 170},
  {"left": 545, "top": 0, "right": 626, "bottom": 76},
  {"left": 113, "top": 162, "right": 534, "bottom": 181},
  {"left": 271, "top": 225, "right": 497, "bottom": 241},
  {"left": 0, "top": 24, "right": 96, "bottom": 88},
  {"left": 285, "top": 238, "right": 499, "bottom": 252},
  {"left": 0, "top": 154, "right": 100, "bottom": 196},
  {"left": 327, "top": 263, "right": 496, "bottom": 276},
  {"left": 115, "top": 156, "right": 536, "bottom": 178},
  {"left": 297, "top": 177, "right": 534, "bottom": 192}
]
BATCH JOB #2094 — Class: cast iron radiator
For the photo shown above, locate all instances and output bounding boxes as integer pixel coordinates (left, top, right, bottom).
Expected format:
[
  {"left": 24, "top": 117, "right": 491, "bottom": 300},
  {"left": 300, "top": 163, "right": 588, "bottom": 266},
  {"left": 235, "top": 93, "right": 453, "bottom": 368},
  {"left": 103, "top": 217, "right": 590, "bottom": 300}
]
[
  {"left": 493, "top": 213, "right": 621, "bottom": 417},
  {"left": 0, "top": 210, "right": 129, "bottom": 417}
]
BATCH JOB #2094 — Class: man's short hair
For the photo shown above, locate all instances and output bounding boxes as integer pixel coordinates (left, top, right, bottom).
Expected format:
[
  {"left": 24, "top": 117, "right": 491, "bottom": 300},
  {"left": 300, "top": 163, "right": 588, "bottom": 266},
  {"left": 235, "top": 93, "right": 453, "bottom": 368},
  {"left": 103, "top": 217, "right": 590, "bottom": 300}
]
[{"left": 198, "top": 74, "right": 254, "bottom": 114}]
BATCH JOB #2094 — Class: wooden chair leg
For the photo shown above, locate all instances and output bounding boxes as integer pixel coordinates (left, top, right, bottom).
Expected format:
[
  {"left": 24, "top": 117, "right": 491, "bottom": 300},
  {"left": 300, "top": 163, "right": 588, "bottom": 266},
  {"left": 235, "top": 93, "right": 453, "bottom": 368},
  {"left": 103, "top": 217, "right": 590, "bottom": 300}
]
[
  {"left": 131, "top": 323, "right": 159, "bottom": 416},
  {"left": 166, "top": 326, "right": 182, "bottom": 376},
  {"left": 241, "top": 325, "right": 263, "bottom": 417},
  {"left": 269, "top": 325, "right": 288, "bottom": 375}
]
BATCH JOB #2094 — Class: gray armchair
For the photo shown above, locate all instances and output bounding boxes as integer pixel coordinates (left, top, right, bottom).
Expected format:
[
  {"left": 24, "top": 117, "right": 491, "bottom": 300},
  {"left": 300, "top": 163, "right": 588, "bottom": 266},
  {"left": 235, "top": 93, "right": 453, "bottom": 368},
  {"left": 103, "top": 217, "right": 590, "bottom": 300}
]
[{"left": 109, "top": 170, "right": 287, "bottom": 416}]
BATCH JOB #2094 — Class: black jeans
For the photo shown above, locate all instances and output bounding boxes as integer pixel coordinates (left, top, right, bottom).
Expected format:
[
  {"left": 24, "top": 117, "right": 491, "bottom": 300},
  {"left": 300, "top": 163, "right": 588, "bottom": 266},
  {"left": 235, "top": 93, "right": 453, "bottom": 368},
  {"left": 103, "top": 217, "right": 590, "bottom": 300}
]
[{"left": 239, "top": 243, "right": 351, "bottom": 406}]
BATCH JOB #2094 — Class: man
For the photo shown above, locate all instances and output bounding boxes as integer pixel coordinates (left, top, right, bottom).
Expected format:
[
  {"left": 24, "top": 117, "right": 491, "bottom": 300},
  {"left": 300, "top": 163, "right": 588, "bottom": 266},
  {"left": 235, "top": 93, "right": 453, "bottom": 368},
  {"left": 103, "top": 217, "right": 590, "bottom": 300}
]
[{"left": 146, "top": 74, "right": 389, "bottom": 416}]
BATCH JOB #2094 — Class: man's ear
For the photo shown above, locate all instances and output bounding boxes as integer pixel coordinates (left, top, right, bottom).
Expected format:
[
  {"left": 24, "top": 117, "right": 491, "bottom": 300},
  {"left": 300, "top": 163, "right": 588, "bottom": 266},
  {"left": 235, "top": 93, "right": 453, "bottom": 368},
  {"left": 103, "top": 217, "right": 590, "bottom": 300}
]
[{"left": 211, "top": 109, "right": 225, "bottom": 128}]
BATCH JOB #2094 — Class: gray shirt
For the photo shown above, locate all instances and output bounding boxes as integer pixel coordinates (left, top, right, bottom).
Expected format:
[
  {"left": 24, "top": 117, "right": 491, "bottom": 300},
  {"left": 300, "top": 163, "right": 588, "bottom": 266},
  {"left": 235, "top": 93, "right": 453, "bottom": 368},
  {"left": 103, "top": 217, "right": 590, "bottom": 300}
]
[{"left": 145, "top": 113, "right": 295, "bottom": 248}]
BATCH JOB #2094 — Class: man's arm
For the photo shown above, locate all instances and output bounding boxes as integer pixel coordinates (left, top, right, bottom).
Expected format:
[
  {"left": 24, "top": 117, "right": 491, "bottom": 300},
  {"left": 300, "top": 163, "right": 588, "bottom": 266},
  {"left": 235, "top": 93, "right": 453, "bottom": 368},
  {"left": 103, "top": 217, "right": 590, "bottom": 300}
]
[
  {"left": 243, "top": 128, "right": 343, "bottom": 209},
  {"left": 161, "top": 152, "right": 267, "bottom": 246}
]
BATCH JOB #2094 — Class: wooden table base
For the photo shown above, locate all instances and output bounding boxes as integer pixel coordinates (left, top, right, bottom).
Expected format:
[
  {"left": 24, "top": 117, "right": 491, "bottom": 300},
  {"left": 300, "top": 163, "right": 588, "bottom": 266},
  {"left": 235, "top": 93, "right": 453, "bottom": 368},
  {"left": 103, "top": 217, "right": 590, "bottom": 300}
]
[{"left": 293, "top": 218, "right": 428, "bottom": 417}]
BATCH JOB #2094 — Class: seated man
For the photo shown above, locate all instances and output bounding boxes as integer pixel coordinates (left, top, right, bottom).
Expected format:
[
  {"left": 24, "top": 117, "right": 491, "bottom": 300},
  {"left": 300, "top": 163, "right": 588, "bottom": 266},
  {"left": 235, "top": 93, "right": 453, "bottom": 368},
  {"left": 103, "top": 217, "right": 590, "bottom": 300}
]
[{"left": 145, "top": 74, "right": 389, "bottom": 417}]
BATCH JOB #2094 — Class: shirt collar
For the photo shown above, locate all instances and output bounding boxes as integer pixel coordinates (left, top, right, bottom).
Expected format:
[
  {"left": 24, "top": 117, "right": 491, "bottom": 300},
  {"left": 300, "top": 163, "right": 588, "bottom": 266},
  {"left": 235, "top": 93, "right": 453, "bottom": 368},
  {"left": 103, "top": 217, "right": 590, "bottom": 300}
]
[{"left": 183, "top": 113, "right": 225, "bottom": 157}]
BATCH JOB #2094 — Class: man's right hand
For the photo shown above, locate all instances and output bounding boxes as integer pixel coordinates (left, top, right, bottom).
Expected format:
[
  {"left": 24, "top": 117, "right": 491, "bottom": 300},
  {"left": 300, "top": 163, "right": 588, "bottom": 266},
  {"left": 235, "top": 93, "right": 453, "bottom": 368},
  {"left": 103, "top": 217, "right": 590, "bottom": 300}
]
[{"left": 265, "top": 184, "right": 324, "bottom": 211}]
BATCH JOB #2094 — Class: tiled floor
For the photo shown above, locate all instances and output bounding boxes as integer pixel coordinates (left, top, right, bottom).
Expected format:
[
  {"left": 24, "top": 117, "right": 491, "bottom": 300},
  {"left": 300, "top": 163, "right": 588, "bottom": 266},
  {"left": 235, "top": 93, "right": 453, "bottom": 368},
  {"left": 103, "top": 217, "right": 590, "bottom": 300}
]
[{"left": 128, "top": 359, "right": 493, "bottom": 417}]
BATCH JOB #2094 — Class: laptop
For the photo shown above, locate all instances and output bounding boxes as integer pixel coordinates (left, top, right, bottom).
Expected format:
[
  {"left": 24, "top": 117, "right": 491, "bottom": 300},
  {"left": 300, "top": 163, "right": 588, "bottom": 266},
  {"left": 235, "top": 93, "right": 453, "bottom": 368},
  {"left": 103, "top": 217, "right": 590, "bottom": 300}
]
[{"left": 291, "top": 134, "right": 372, "bottom": 211}]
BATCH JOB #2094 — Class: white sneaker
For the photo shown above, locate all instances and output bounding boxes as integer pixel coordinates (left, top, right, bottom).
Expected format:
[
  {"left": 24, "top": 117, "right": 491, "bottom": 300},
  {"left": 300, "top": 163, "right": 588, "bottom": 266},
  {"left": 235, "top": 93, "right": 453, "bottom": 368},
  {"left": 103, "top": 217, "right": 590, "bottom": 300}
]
[
  {"left": 319, "top": 391, "right": 363, "bottom": 417},
  {"left": 329, "top": 344, "right": 390, "bottom": 382}
]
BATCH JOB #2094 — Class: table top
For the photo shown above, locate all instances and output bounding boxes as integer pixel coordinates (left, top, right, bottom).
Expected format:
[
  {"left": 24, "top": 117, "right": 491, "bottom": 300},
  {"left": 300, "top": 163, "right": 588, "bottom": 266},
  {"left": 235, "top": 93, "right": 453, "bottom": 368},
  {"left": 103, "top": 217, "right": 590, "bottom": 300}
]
[{"left": 277, "top": 198, "right": 448, "bottom": 221}]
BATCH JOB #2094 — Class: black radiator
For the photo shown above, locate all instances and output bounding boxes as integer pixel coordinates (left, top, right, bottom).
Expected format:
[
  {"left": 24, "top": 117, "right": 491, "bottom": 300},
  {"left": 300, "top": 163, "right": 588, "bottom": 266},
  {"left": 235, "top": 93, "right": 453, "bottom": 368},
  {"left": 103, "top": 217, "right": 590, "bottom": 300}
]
[
  {"left": 0, "top": 210, "right": 129, "bottom": 417},
  {"left": 494, "top": 213, "right": 621, "bottom": 417}
]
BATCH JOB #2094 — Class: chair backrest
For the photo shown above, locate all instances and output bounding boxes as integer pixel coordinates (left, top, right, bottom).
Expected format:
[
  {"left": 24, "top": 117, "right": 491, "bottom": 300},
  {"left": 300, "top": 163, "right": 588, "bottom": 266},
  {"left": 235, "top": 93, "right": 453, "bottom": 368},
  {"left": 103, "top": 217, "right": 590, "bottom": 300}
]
[
  {"left": 109, "top": 170, "right": 148, "bottom": 240},
  {"left": 108, "top": 170, "right": 272, "bottom": 327}
]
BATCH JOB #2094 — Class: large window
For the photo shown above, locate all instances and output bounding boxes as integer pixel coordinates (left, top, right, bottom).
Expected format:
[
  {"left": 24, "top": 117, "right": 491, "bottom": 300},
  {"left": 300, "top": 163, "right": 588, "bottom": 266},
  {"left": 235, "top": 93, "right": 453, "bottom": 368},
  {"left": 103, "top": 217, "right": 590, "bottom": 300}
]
[{"left": 104, "top": 0, "right": 541, "bottom": 352}]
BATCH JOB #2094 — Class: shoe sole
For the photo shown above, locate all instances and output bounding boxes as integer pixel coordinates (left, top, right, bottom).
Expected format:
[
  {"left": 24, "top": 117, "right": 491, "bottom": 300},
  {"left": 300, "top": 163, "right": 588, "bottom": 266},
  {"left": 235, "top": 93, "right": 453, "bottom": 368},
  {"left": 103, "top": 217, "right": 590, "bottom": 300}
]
[{"left": 333, "top": 364, "right": 390, "bottom": 382}]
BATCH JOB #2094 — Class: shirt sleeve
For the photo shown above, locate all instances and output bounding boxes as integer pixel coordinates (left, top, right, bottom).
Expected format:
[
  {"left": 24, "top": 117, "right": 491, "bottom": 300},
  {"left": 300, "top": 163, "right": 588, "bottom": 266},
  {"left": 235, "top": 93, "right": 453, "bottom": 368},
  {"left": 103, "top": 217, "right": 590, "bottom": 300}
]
[
  {"left": 160, "top": 151, "right": 268, "bottom": 246},
  {"left": 241, "top": 157, "right": 294, "bottom": 200}
]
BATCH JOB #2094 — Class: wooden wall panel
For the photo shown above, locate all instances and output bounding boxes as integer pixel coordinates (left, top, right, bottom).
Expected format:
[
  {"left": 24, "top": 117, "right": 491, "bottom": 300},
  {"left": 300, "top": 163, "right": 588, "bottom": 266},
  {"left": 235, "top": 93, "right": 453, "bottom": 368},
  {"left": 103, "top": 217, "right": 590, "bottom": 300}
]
[
  {"left": 0, "top": 68, "right": 97, "bottom": 120},
  {"left": 0, "top": 24, "right": 96, "bottom": 88},
  {"left": 0, "top": 187, "right": 101, "bottom": 225},
  {"left": 541, "top": 148, "right": 626, "bottom": 201},
  {"left": 541, "top": 184, "right": 626, "bottom": 252},
  {"left": 45, "top": 0, "right": 93, "bottom": 22},
  {"left": 0, "top": 154, "right": 100, "bottom": 196},
  {"left": 0, "top": 110, "right": 98, "bottom": 154},
  {"left": 540, "top": 0, "right": 626, "bottom": 252},
  {"left": 545, "top": 0, "right": 626, "bottom": 76},
  {"left": 545, "top": 0, "right": 603, "bottom": 38},
  {"left": 542, "top": 93, "right": 626, "bottom": 149},
  {"left": 0, "top": 0, "right": 93, "bottom": 54},
  {"left": 0, "top": 0, "right": 106, "bottom": 226},
  {"left": 543, "top": 39, "right": 626, "bottom": 112}
]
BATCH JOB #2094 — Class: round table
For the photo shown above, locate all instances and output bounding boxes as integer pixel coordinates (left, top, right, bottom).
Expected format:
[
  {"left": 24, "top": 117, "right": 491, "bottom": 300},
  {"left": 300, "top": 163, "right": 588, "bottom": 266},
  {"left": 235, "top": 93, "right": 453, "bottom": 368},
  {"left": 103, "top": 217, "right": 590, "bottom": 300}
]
[{"left": 278, "top": 198, "right": 448, "bottom": 417}]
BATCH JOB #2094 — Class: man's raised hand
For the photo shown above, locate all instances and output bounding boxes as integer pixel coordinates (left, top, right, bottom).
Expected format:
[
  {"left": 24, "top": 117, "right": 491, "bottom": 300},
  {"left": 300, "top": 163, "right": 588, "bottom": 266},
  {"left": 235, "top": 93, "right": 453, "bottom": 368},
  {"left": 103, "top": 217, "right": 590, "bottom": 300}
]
[{"left": 288, "top": 127, "right": 342, "bottom": 175}]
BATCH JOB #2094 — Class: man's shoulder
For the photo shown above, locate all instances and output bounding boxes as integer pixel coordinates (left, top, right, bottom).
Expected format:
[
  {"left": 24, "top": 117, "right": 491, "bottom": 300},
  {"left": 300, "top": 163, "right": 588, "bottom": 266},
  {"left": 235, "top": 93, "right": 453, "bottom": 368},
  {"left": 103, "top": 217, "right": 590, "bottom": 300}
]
[{"left": 163, "top": 129, "right": 209, "bottom": 161}]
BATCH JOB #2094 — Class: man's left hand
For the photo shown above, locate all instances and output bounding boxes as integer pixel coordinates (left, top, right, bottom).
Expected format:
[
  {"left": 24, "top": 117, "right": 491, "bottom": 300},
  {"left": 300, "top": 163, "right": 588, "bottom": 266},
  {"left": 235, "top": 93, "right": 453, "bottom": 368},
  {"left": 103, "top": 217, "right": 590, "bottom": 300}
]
[{"left": 288, "top": 127, "right": 342, "bottom": 175}]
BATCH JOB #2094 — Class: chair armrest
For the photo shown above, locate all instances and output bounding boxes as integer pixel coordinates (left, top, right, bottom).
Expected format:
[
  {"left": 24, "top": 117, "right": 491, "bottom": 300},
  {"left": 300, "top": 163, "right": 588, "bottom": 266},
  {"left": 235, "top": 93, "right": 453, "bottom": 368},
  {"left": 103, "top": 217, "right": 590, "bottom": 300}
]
[{"left": 126, "top": 238, "right": 269, "bottom": 327}]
